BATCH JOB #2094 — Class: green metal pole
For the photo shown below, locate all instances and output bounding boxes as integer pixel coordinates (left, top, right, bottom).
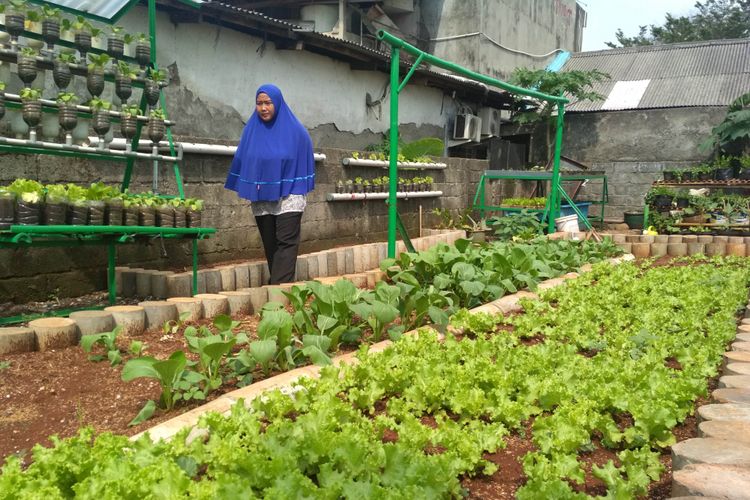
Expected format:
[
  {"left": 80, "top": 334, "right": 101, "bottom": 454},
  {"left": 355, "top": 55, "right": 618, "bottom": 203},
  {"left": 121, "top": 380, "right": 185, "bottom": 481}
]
[
  {"left": 107, "top": 242, "right": 116, "bottom": 305},
  {"left": 192, "top": 239, "right": 198, "bottom": 295},
  {"left": 548, "top": 101, "right": 566, "bottom": 233},
  {"left": 387, "top": 46, "right": 400, "bottom": 259}
]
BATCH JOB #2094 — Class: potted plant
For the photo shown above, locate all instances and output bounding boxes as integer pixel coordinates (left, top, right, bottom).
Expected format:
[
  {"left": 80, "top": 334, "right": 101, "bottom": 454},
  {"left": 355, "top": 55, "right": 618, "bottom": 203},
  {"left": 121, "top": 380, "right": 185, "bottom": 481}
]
[
  {"left": 154, "top": 197, "right": 175, "bottom": 227},
  {"left": 88, "top": 97, "right": 111, "bottom": 145},
  {"left": 52, "top": 52, "right": 75, "bottom": 90},
  {"left": 713, "top": 156, "right": 734, "bottom": 181},
  {"left": 737, "top": 156, "right": 750, "bottom": 180},
  {"left": 397, "top": 177, "right": 406, "bottom": 192},
  {"left": 144, "top": 67, "right": 166, "bottom": 107},
  {"left": 39, "top": 5, "right": 62, "bottom": 51},
  {"left": 120, "top": 104, "right": 140, "bottom": 148},
  {"left": 134, "top": 33, "right": 151, "bottom": 67},
  {"left": 345, "top": 179, "right": 353, "bottom": 193},
  {"left": 122, "top": 195, "right": 139, "bottom": 226},
  {"left": 462, "top": 213, "right": 490, "bottom": 242},
  {"left": 0, "top": 187, "right": 15, "bottom": 229},
  {"left": 85, "top": 181, "right": 112, "bottom": 225},
  {"left": 694, "top": 163, "right": 713, "bottom": 182},
  {"left": 86, "top": 53, "right": 110, "bottom": 97},
  {"left": 674, "top": 191, "right": 690, "bottom": 209},
  {"left": 137, "top": 194, "right": 156, "bottom": 226},
  {"left": 362, "top": 179, "right": 371, "bottom": 193},
  {"left": 17, "top": 47, "right": 39, "bottom": 84},
  {"left": 4, "top": 0, "right": 27, "bottom": 44},
  {"left": 20, "top": 87, "right": 42, "bottom": 138},
  {"left": 424, "top": 175, "right": 434, "bottom": 191},
  {"left": 42, "top": 183, "right": 67, "bottom": 225},
  {"left": 186, "top": 198, "right": 203, "bottom": 228},
  {"left": 646, "top": 186, "right": 674, "bottom": 211},
  {"left": 57, "top": 91, "right": 78, "bottom": 144},
  {"left": 104, "top": 186, "right": 123, "bottom": 226},
  {"left": 170, "top": 198, "right": 186, "bottom": 228},
  {"left": 71, "top": 16, "right": 99, "bottom": 59},
  {"left": 106, "top": 26, "right": 129, "bottom": 60},
  {"left": 7, "top": 178, "right": 43, "bottom": 225},
  {"left": 147, "top": 107, "right": 166, "bottom": 144},
  {"left": 403, "top": 178, "right": 413, "bottom": 192},
  {"left": 335, "top": 180, "right": 345, "bottom": 194},
  {"left": 353, "top": 176, "right": 364, "bottom": 193},
  {"left": 64, "top": 183, "right": 88, "bottom": 225},
  {"left": 115, "top": 60, "right": 137, "bottom": 104},
  {"left": 371, "top": 177, "right": 382, "bottom": 193}
]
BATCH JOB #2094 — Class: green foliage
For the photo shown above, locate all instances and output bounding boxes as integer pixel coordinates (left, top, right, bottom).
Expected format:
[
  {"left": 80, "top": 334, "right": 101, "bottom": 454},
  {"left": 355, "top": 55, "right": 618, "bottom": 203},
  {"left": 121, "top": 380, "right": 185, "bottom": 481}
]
[
  {"left": 147, "top": 68, "right": 167, "bottom": 82},
  {"left": 489, "top": 210, "right": 545, "bottom": 241},
  {"left": 361, "top": 135, "right": 445, "bottom": 162},
  {"left": 80, "top": 326, "right": 122, "bottom": 366},
  {"left": 607, "top": 0, "right": 750, "bottom": 48},
  {"left": 56, "top": 91, "right": 78, "bottom": 105},
  {"left": 501, "top": 196, "right": 547, "bottom": 208},
  {"left": 116, "top": 60, "right": 138, "bottom": 79},
  {"left": 701, "top": 91, "right": 750, "bottom": 154},
  {"left": 88, "top": 97, "right": 112, "bottom": 111},
  {"left": 56, "top": 52, "right": 77, "bottom": 64},
  {"left": 149, "top": 108, "right": 166, "bottom": 120},
  {"left": 40, "top": 5, "right": 61, "bottom": 20},
  {"left": 7, "top": 178, "right": 43, "bottom": 203},
  {"left": 19, "top": 46, "right": 38, "bottom": 57},
  {"left": 19, "top": 87, "right": 41, "bottom": 101},
  {"left": 122, "top": 351, "right": 187, "bottom": 410},
  {"left": 121, "top": 104, "right": 140, "bottom": 117},
  {"left": 87, "top": 53, "right": 110, "bottom": 71}
]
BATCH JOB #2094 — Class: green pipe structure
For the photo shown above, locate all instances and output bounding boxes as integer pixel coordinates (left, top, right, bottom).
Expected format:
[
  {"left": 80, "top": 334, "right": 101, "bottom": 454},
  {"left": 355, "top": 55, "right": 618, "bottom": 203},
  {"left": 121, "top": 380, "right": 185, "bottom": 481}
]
[{"left": 377, "top": 30, "right": 570, "bottom": 252}]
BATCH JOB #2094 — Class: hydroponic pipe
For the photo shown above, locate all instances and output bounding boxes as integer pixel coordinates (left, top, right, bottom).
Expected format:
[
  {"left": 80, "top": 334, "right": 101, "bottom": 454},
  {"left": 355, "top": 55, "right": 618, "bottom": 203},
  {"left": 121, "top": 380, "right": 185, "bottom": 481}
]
[{"left": 0, "top": 135, "right": 183, "bottom": 162}]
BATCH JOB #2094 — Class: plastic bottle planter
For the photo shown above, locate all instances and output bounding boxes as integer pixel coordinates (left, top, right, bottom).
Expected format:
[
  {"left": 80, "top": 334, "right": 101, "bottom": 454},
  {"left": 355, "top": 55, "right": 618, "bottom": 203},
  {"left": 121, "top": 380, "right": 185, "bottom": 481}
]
[
  {"left": 87, "top": 200, "right": 105, "bottom": 225},
  {"left": 4, "top": 9, "right": 25, "bottom": 44},
  {"left": 58, "top": 104, "right": 78, "bottom": 145},
  {"left": 173, "top": 207, "right": 187, "bottom": 228},
  {"left": 143, "top": 80, "right": 160, "bottom": 107},
  {"left": 123, "top": 205, "right": 139, "bottom": 226},
  {"left": 86, "top": 69, "right": 105, "bottom": 97},
  {"left": 186, "top": 210, "right": 201, "bottom": 228},
  {"left": 68, "top": 201, "right": 88, "bottom": 225},
  {"left": 115, "top": 74, "right": 132, "bottom": 103},
  {"left": 135, "top": 42, "right": 150, "bottom": 67},
  {"left": 107, "top": 35, "right": 125, "bottom": 60},
  {"left": 16, "top": 198, "right": 41, "bottom": 225},
  {"left": 42, "top": 20, "right": 61, "bottom": 50},
  {"left": 139, "top": 206, "right": 155, "bottom": 226},
  {"left": 155, "top": 206, "right": 175, "bottom": 228},
  {"left": 17, "top": 55, "right": 38, "bottom": 85},
  {"left": 91, "top": 110, "right": 110, "bottom": 147},
  {"left": 52, "top": 61, "right": 72, "bottom": 89},
  {"left": 147, "top": 116, "right": 165, "bottom": 144},
  {"left": 21, "top": 100, "right": 42, "bottom": 138},
  {"left": 105, "top": 198, "right": 123, "bottom": 226},
  {"left": 0, "top": 192, "right": 15, "bottom": 229},
  {"left": 120, "top": 113, "right": 138, "bottom": 150},
  {"left": 75, "top": 32, "right": 92, "bottom": 59},
  {"left": 44, "top": 197, "right": 67, "bottom": 225}
]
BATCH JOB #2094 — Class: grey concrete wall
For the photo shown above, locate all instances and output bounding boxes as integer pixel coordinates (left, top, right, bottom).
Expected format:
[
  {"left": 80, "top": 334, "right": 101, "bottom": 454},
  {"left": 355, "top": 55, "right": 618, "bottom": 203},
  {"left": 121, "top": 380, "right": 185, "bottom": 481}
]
[
  {"left": 420, "top": 0, "right": 584, "bottom": 80},
  {"left": 522, "top": 107, "right": 727, "bottom": 219},
  {"left": 0, "top": 148, "right": 489, "bottom": 303}
]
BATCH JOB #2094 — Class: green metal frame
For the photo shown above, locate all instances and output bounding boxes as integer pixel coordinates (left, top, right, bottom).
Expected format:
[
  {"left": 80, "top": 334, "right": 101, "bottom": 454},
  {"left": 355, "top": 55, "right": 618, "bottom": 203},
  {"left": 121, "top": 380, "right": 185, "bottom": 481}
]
[
  {"left": 377, "top": 30, "right": 569, "bottom": 257},
  {"left": 472, "top": 170, "right": 608, "bottom": 229}
]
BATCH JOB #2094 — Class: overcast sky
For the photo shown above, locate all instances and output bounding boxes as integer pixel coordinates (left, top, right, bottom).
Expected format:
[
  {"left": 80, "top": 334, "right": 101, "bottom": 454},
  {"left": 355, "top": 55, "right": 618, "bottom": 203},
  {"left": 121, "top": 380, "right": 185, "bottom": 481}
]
[{"left": 579, "top": 0, "right": 700, "bottom": 51}]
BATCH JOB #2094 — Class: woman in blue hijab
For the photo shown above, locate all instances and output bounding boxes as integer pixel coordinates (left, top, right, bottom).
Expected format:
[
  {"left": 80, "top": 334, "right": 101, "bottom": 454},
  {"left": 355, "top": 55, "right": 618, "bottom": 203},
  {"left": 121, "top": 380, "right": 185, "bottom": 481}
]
[{"left": 225, "top": 84, "right": 315, "bottom": 284}]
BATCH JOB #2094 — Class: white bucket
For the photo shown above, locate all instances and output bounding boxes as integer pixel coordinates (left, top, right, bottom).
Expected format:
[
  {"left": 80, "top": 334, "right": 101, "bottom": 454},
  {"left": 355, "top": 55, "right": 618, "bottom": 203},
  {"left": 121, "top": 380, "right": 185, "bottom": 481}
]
[{"left": 555, "top": 214, "right": 579, "bottom": 232}]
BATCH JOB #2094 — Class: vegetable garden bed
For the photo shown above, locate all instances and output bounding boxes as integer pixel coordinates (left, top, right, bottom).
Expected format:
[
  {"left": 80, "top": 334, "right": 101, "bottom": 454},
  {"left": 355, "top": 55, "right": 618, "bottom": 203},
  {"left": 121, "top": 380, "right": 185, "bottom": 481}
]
[{"left": 3, "top": 256, "right": 746, "bottom": 497}]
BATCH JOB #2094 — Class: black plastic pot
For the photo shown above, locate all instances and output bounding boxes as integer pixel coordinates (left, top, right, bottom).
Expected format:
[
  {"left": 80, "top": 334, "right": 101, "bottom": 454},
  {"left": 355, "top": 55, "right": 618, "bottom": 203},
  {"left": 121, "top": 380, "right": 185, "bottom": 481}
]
[
  {"left": 714, "top": 167, "right": 734, "bottom": 181},
  {"left": 92, "top": 110, "right": 110, "bottom": 137},
  {"left": 87, "top": 69, "right": 105, "bottom": 97},
  {"left": 5, "top": 11, "right": 25, "bottom": 41},
  {"left": 52, "top": 60, "right": 72, "bottom": 89},
  {"left": 147, "top": 117, "right": 165, "bottom": 144},
  {"left": 44, "top": 202, "right": 67, "bottom": 225},
  {"left": 17, "top": 55, "right": 38, "bottom": 85},
  {"left": 0, "top": 194, "right": 15, "bottom": 229},
  {"left": 75, "top": 32, "right": 91, "bottom": 58},
  {"left": 144, "top": 80, "right": 161, "bottom": 106},
  {"left": 42, "top": 20, "right": 61, "bottom": 50},
  {"left": 22, "top": 101, "right": 42, "bottom": 129},
  {"left": 155, "top": 207, "right": 175, "bottom": 227},
  {"left": 186, "top": 210, "right": 201, "bottom": 228},
  {"left": 354, "top": 184, "right": 363, "bottom": 194},
  {"left": 652, "top": 195, "right": 672, "bottom": 210},
  {"left": 135, "top": 42, "right": 150, "bottom": 66},
  {"left": 68, "top": 203, "right": 88, "bottom": 225},
  {"left": 16, "top": 200, "right": 41, "bottom": 225},
  {"left": 173, "top": 208, "right": 187, "bottom": 228},
  {"left": 115, "top": 75, "right": 132, "bottom": 103},
  {"left": 335, "top": 184, "right": 345, "bottom": 194},
  {"left": 624, "top": 211, "right": 644, "bottom": 230},
  {"left": 106, "top": 199, "right": 123, "bottom": 226},
  {"left": 697, "top": 171, "right": 713, "bottom": 181},
  {"left": 107, "top": 36, "right": 124, "bottom": 59},
  {"left": 738, "top": 169, "right": 750, "bottom": 180},
  {"left": 663, "top": 171, "right": 677, "bottom": 182},
  {"left": 123, "top": 207, "right": 139, "bottom": 226},
  {"left": 675, "top": 197, "right": 690, "bottom": 209},
  {"left": 58, "top": 104, "right": 78, "bottom": 132},
  {"left": 139, "top": 207, "right": 155, "bottom": 226}
]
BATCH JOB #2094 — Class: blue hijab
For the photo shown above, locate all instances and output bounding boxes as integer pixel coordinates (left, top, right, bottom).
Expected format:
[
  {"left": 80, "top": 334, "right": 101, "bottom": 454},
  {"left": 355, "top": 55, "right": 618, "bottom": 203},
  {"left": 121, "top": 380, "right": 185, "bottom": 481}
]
[{"left": 225, "top": 84, "right": 315, "bottom": 202}]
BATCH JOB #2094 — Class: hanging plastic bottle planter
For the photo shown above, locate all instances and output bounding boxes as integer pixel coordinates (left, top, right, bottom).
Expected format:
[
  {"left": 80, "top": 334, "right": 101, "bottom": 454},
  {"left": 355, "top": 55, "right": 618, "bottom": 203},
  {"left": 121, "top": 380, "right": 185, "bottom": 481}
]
[
  {"left": 134, "top": 33, "right": 151, "bottom": 67},
  {"left": 53, "top": 53, "right": 75, "bottom": 90},
  {"left": 57, "top": 91, "right": 79, "bottom": 145},
  {"left": 115, "top": 61, "right": 137, "bottom": 104},
  {"left": 120, "top": 104, "right": 139, "bottom": 152},
  {"left": 86, "top": 53, "right": 110, "bottom": 98},
  {"left": 16, "top": 48, "right": 39, "bottom": 85},
  {"left": 144, "top": 68, "right": 166, "bottom": 108},
  {"left": 20, "top": 87, "right": 42, "bottom": 142},
  {"left": 4, "top": 2, "right": 26, "bottom": 45},
  {"left": 88, "top": 97, "right": 112, "bottom": 149},
  {"left": 40, "top": 5, "right": 63, "bottom": 52},
  {"left": 147, "top": 108, "right": 166, "bottom": 144}
]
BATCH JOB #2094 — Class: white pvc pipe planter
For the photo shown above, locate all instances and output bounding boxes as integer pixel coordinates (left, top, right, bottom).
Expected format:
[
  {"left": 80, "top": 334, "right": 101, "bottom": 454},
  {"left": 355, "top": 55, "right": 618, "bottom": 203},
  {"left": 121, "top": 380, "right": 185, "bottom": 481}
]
[
  {"left": 86, "top": 137, "right": 326, "bottom": 161},
  {"left": 326, "top": 191, "right": 443, "bottom": 201},
  {"left": 342, "top": 158, "right": 447, "bottom": 169}
]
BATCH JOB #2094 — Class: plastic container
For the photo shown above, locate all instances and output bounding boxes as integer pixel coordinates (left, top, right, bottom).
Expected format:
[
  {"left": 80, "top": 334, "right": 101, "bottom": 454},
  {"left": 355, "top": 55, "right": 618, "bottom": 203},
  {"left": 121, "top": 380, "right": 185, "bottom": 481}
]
[
  {"left": 560, "top": 201, "right": 591, "bottom": 221},
  {"left": 555, "top": 214, "right": 579, "bottom": 232}
]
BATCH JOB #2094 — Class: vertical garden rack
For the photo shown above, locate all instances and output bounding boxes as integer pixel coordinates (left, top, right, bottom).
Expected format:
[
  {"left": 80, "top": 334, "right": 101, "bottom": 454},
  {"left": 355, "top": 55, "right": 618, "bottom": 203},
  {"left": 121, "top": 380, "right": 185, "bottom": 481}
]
[
  {"left": 377, "top": 30, "right": 591, "bottom": 256},
  {"left": 0, "top": 0, "right": 215, "bottom": 319}
]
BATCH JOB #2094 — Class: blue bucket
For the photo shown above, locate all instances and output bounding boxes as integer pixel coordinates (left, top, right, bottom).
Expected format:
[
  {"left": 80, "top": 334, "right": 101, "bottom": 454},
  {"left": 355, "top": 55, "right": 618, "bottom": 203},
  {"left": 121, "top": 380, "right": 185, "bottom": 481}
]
[{"left": 560, "top": 202, "right": 590, "bottom": 223}]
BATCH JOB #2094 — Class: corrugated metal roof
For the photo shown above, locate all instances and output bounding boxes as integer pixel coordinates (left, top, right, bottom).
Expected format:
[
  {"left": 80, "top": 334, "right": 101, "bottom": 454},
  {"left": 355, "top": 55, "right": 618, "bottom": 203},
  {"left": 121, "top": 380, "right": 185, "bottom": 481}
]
[
  {"left": 201, "top": 1, "right": 303, "bottom": 29},
  {"left": 563, "top": 38, "right": 750, "bottom": 112}
]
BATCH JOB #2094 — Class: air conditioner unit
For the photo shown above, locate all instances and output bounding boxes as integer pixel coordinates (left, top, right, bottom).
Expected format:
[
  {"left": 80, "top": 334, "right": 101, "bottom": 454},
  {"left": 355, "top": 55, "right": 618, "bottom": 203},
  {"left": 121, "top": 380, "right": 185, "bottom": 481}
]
[
  {"left": 478, "top": 107, "right": 501, "bottom": 137},
  {"left": 499, "top": 109, "right": 512, "bottom": 122},
  {"left": 453, "top": 113, "right": 481, "bottom": 141}
]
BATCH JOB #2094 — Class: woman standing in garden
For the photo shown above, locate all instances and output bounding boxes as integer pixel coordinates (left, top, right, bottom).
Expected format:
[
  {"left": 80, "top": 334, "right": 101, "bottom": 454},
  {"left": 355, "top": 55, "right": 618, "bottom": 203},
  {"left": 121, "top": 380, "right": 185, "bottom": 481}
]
[{"left": 225, "top": 84, "right": 315, "bottom": 285}]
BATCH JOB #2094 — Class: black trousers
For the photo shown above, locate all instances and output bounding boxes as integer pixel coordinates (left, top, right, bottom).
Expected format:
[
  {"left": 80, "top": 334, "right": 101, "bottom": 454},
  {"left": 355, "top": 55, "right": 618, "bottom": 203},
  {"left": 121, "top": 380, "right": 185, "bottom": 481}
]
[{"left": 254, "top": 212, "right": 302, "bottom": 285}]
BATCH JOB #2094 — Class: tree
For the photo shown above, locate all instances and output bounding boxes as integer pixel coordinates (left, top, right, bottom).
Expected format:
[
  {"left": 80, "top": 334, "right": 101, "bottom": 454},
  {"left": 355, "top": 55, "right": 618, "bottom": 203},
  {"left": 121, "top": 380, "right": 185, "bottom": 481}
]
[
  {"left": 509, "top": 68, "right": 609, "bottom": 158},
  {"left": 700, "top": 91, "right": 750, "bottom": 155},
  {"left": 606, "top": 0, "right": 750, "bottom": 48}
]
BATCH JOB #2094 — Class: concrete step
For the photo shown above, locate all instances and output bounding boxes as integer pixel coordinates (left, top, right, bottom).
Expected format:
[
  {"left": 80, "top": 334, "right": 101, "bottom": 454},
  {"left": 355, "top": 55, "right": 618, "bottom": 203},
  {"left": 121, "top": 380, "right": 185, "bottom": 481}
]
[{"left": 672, "top": 464, "right": 750, "bottom": 499}]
